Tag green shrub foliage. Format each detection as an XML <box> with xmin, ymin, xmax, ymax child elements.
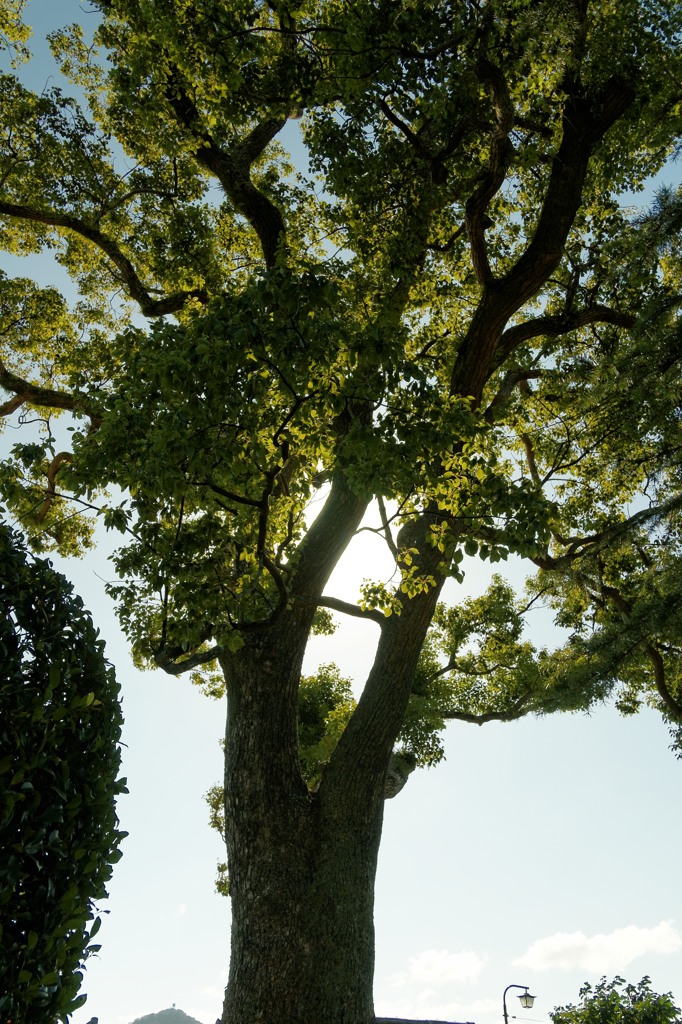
<box><xmin>552</xmin><ymin>977</ymin><xmax>681</xmax><ymax>1024</ymax></box>
<box><xmin>0</xmin><ymin>524</ymin><xmax>127</xmax><ymax>1023</ymax></box>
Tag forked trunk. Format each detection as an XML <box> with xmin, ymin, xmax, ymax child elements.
<box><xmin>218</xmin><ymin>488</ymin><xmax>445</xmax><ymax>1023</ymax></box>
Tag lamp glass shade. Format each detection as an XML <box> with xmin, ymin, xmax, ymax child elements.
<box><xmin>519</xmin><ymin>993</ymin><xmax>536</xmax><ymax>1009</ymax></box>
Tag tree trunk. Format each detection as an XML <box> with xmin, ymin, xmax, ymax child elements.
<box><xmin>219</xmin><ymin>611</ymin><xmax>385</xmax><ymax>1024</ymax></box>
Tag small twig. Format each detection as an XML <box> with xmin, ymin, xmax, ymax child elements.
<box><xmin>295</xmin><ymin>593</ymin><xmax>386</xmax><ymax>627</ymax></box>
<box><xmin>426</xmin><ymin>223</ymin><xmax>466</xmax><ymax>252</ymax></box>
<box><xmin>377</xmin><ymin>494</ymin><xmax>399</xmax><ymax>559</ymax></box>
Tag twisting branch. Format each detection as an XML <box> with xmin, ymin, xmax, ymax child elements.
<box><xmin>646</xmin><ymin>643</ymin><xmax>682</xmax><ymax>720</ymax></box>
<box><xmin>166</xmin><ymin>79</ymin><xmax>287</xmax><ymax>268</ymax></box>
<box><xmin>493</xmin><ymin>306</ymin><xmax>637</xmax><ymax>370</ymax></box>
<box><xmin>0</xmin><ymin>201</ymin><xmax>207</xmax><ymax>317</ymax></box>
<box><xmin>500</xmin><ymin>76</ymin><xmax>636</xmax><ymax>304</ymax></box>
<box><xmin>450</xmin><ymin>78</ymin><xmax>635</xmax><ymax>404</ymax></box>
<box><xmin>464</xmin><ymin>58</ymin><xmax>515</xmax><ymax>285</ymax></box>
<box><xmin>37</xmin><ymin>451</ymin><xmax>72</xmax><ymax>523</ymax></box>
<box><xmin>520</xmin><ymin>433</ymin><xmax>541</xmax><ymax>485</ymax></box>
<box><xmin>483</xmin><ymin>368</ymin><xmax>542</xmax><ymax>422</ymax></box>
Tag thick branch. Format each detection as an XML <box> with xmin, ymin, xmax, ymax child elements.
<box><xmin>0</xmin><ymin>355</ymin><xmax>102</xmax><ymax>426</ymax></box>
<box><xmin>290</xmin><ymin>471</ymin><xmax>370</xmax><ymax>599</ymax></box>
<box><xmin>0</xmin><ymin>392</ymin><xmax>28</xmax><ymax>416</ymax></box>
<box><xmin>450</xmin><ymin>77</ymin><xmax>635</xmax><ymax>403</ymax></box>
<box><xmin>167</xmin><ymin>84</ymin><xmax>287</xmax><ymax>268</ymax></box>
<box><xmin>646</xmin><ymin>644</ymin><xmax>682</xmax><ymax>720</ymax></box>
<box><xmin>319</xmin><ymin>513</ymin><xmax>446</xmax><ymax>812</ymax></box>
<box><xmin>197</xmin><ymin>134</ymin><xmax>287</xmax><ymax>268</ymax></box>
<box><xmin>501</xmin><ymin>77</ymin><xmax>636</xmax><ymax>301</ymax></box>
<box><xmin>520</xmin><ymin>432</ymin><xmax>541</xmax><ymax>485</ymax></box>
<box><xmin>37</xmin><ymin>451</ymin><xmax>72</xmax><ymax>523</ymax></box>
<box><xmin>384</xmin><ymin>751</ymin><xmax>417</xmax><ymax>799</ymax></box>
<box><xmin>464</xmin><ymin>59</ymin><xmax>515</xmax><ymax>285</ymax></box>
<box><xmin>484</xmin><ymin>368</ymin><xmax>542</xmax><ymax>422</ymax></box>
<box><xmin>0</xmin><ymin>201</ymin><xmax>207</xmax><ymax>317</ymax></box>
<box><xmin>234</xmin><ymin>116</ymin><xmax>289</xmax><ymax>165</ymax></box>
<box><xmin>155</xmin><ymin>644</ymin><xmax>223</xmax><ymax>676</ymax></box>
<box><xmin>493</xmin><ymin>306</ymin><xmax>637</xmax><ymax>370</ymax></box>
<box><xmin>442</xmin><ymin>703</ymin><xmax>531</xmax><ymax>725</ymax></box>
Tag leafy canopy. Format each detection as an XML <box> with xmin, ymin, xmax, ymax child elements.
<box><xmin>0</xmin><ymin>0</ymin><xmax>682</xmax><ymax>785</ymax></box>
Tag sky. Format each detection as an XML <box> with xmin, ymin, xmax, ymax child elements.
<box><xmin>1</xmin><ymin>4</ymin><xmax>681</xmax><ymax>1024</ymax></box>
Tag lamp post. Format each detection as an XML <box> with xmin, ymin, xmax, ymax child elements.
<box><xmin>503</xmin><ymin>984</ymin><xmax>536</xmax><ymax>1024</ymax></box>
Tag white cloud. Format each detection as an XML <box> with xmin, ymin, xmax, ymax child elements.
<box><xmin>200</xmin><ymin>986</ymin><xmax>224</xmax><ymax>999</ymax></box>
<box><xmin>412</xmin><ymin>948</ymin><xmax>487</xmax><ymax>986</ymax></box>
<box><xmin>402</xmin><ymin>948</ymin><xmax>487</xmax><ymax>986</ymax></box>
<box><xmin>178</xmin><ymin>903</ymin><xmax>187</xmax><ymax>915</ymax></box>
<box><xmin>514</xmin><ymin>920</ymin><xmax>681</xmax><ymax>973</ymax></box>
<box><xmin>375</xmin><ymin>994</ymin><xmax>498</xmax><ymax>1022</ymax></box>
<box><xmin>186</xmin><ymin>1008</ymin><xmax>217</xmax><ymax>1024</ymax></box>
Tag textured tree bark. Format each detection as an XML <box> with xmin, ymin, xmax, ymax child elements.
<box><xmin>219</xmin><ymin>612</ymin><xmax>384</xmax><ymax>1024</ymax></box>
<box><xmin>219</xmin><ymin>514</ymin><xmax>446</xmax><ymax>1024</ymax></box>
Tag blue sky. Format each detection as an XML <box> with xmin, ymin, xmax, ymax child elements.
<box><xmin>1</xmin><ymin>4</ymin><xmax>681</xmax><ymax>1023</ymax></box>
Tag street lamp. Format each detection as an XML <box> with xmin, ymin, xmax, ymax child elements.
<box><xmin>503</xmin><ymin>984</ymin><xmax>537</xmax><ymax>1024</ymax></box>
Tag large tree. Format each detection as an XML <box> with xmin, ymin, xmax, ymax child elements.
<box><xmin>1</xmin><ymin>0</ymin><xmax>682</xmax><ymax>1020</ymax></box>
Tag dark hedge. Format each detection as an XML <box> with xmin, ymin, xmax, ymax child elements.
<box><xmin>0</xmin><ymin>524</ymin><xmax>127</xmax><ymax>1023</ymax></box>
